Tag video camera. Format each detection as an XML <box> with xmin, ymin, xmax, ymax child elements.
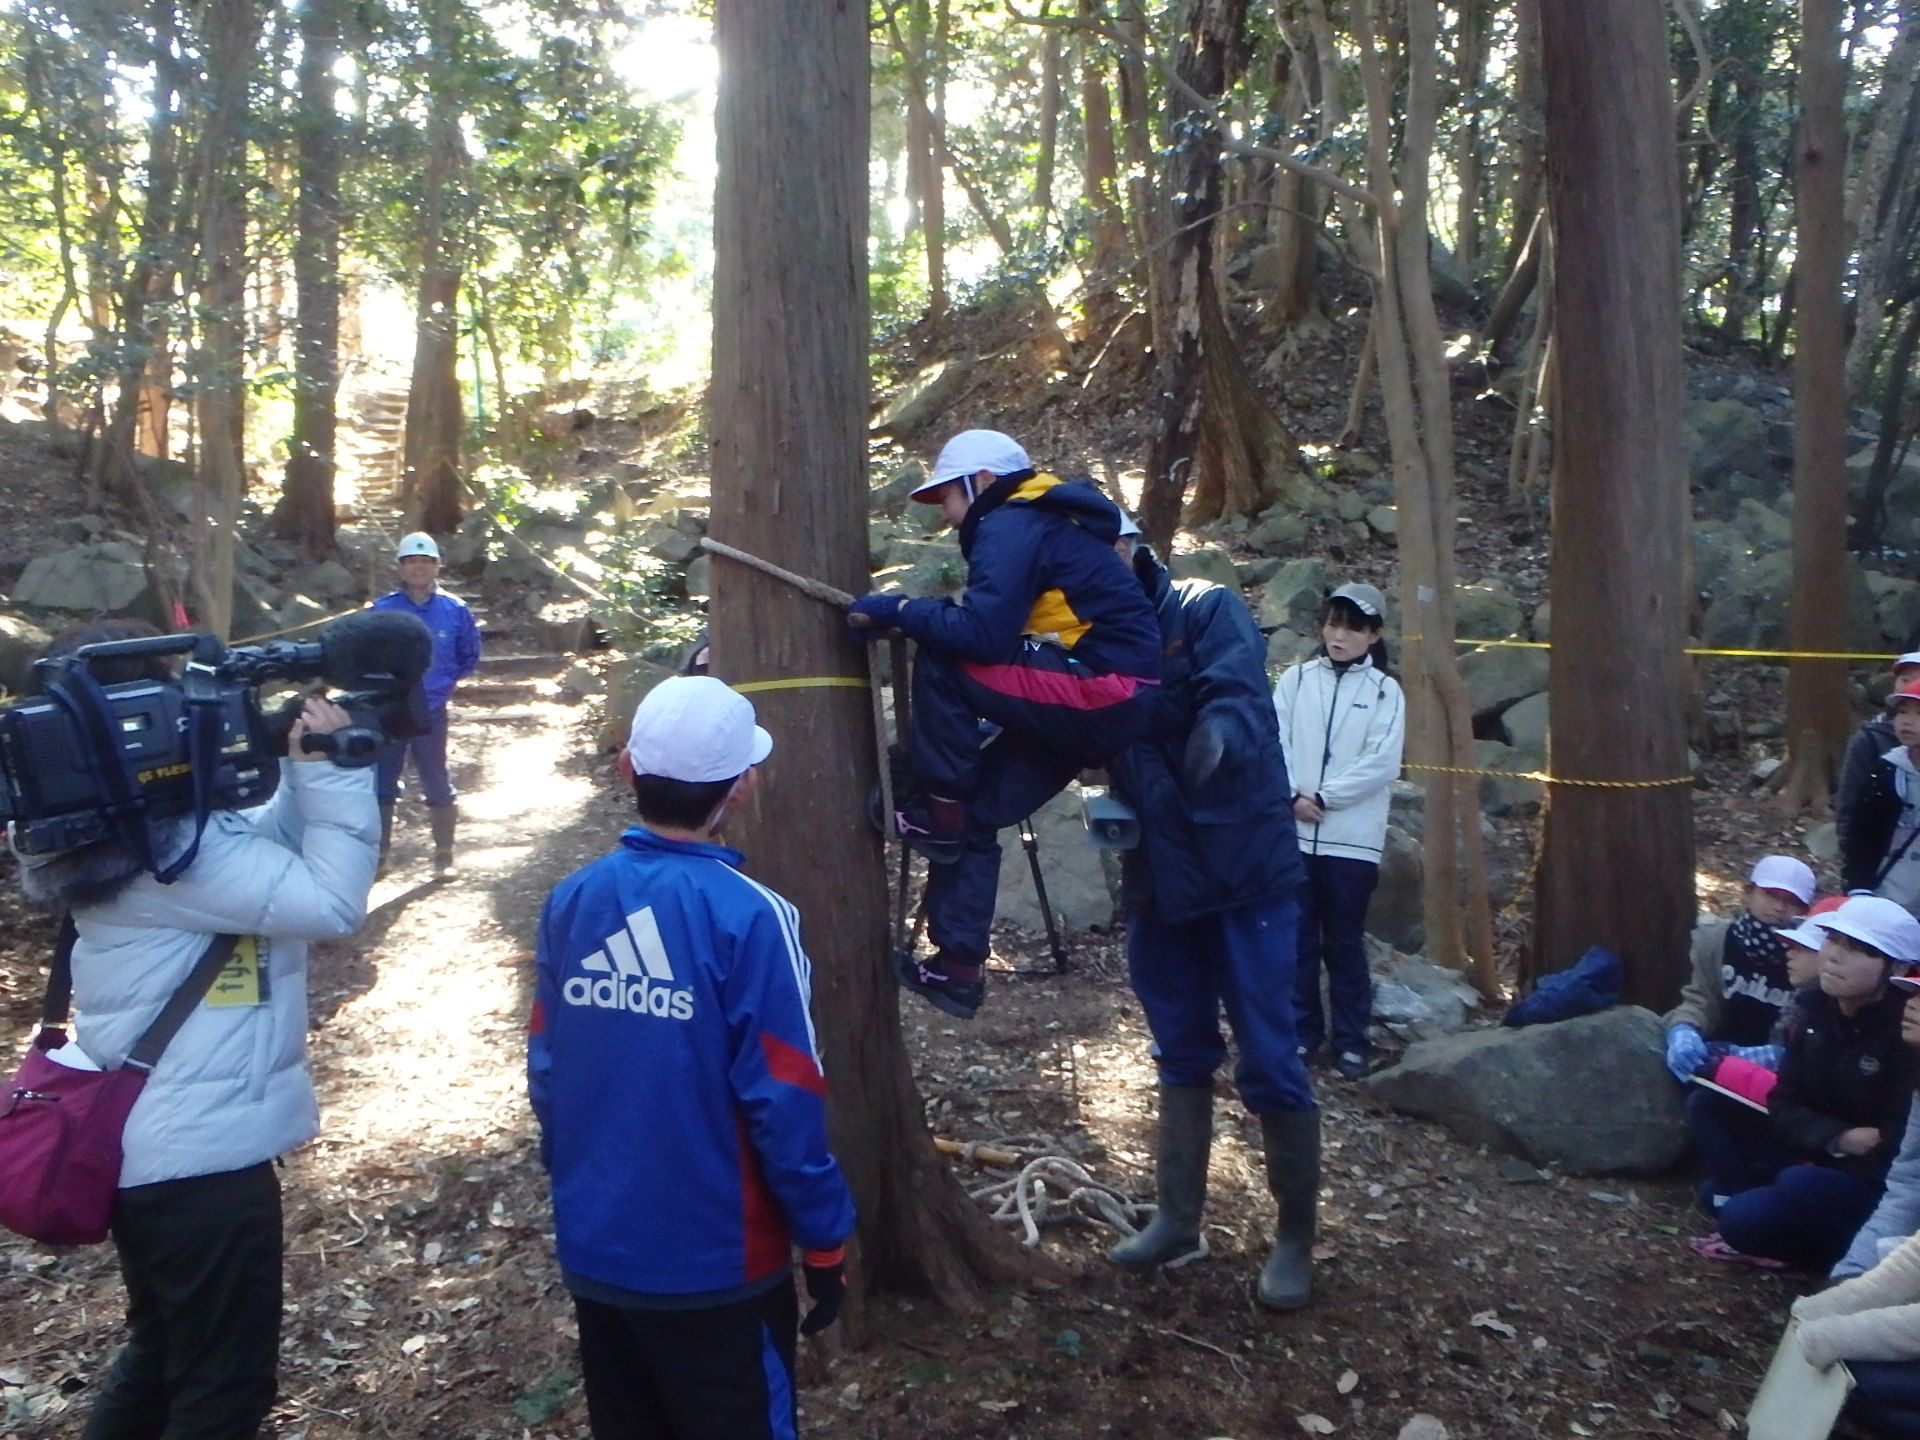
<box><xmin>0</xmin><ymin>609</ymin><xmax>433</xmax><ymax>880</ymax></box>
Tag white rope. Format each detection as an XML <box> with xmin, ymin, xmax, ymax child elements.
<box><xmin>956</xmin><ymin>1142</ymin><xmax>1158</xmax><ymax>1249</ymax></box>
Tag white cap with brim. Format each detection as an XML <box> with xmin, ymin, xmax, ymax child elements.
<box><xmin>1749</xmin><ymin>855</ymin><xmax>1817</xmax><ymax>906</ymax></box>
<box><xmin>626</xmin><ymin>676</ymin><xmax>774</xmax><ymax>784</ymax></box>
<box><xmin>396</xmin><ymin>532</ymin><xmax>441</xmax><ymax>561</ymax></box>
<box><xmin>1897</xmin><ymin>652</ymin><xmax>1920</xmax><ymax>671</ymax></box>
<box><xmin>1815</xmin><ymin>895</ymin><xmax>1920</xmax><ymax>965</ymax></box>
<box><xmin>911</xmin><ymin>429</ymin><xmax>1034</xmax><ymax>501</ymax></box>
<box><xmin>1776</xmin><ymin>919</ymin><xmax>1828</xmax><ymax>951</ymax></box>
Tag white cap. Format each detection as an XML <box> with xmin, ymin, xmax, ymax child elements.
<box><xmin>396</xmin><ymin>532</ymin><xmax>441</xmax><ymax>561</ymax></box>
<box><xmin>912</xmin><ymin>429</ymin><xmax>1033</xmax><ymax>500</ymax></box>
<box><xmin>1775</xmin><ymin>919</ymin><xmax>1828</xmax><ymax>951</ymax></box>
<box><xmin>1815</xmin><ymin>895</ymin><xmax>1920</xmax><ymax>965</ymax></box>
<box><xmin>625</xmin><ymin>676</ymin><xmax>773</xmax><ymax>784</ymax></box>
<box><xmin>1118</xmin><ymin>512</ymin><xmax>1142</xmax><ymax>538</ymax></box>
<box><xmin>1749</xmin><ymin>855</ymin><xmax>1817</xmax><ymax>905</ymax></box>
<box><xmin>1896</xmin><ymin>651</ymin><xmax>1920</xmax><ymax>672</ymax></box>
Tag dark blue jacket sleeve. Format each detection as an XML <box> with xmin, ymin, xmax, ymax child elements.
<box><xmin>722</xmin><ymin>904</ymin><xmax>856</xmax><ymax>1252</ymax></box>
<box><xmin>527</xmin><ymin>896</ymin><xmax>558</xmax><ymax>1168</ymax></box>
<box><xmin>894</xmin><ymin>509</ymin><xmax>1043</xmax><ymax>664</ymax></box>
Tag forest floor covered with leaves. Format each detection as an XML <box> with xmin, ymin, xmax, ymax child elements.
<box><xmin>0</xmin><ymin>658</ymin><xmax>1856</xmax><ymax>1440</ymax></box>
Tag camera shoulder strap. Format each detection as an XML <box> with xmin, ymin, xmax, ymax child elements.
<box><xmin>124</xmin><ymin>933</ymin><xmax>243</xmax><ymax>1074</ymax></box>
<box><xmin>152</xmin><ymin>655</ymin><xmax>227</xmax><ymax>885</ymax></box>
<box><xmin>37</xmin><ymin>912</ymin><xmax>79</xmax><ymax>1029</ymax></box>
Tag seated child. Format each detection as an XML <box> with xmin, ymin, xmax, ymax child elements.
<box><xmin>1693</xmin><ymin>897</ymin><xmax>1920</xmax><ymax>1272</ymax></box>
<box><xmin>1797</xmin><ymin>1225</ymin><xmax>1920</xmax><ymax>1437</ymax></box>
<box><xmin>1836</xmin><ymin>970</ymin><xmax>1920</xmax><ymax>1281</ymax></box>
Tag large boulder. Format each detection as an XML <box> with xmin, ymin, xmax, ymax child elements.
<box><xmin>10</xmin><ymin>541</ymin><xmax>149</xmax><ymax>613</ymax></box>
<box><xmin>597</xmin><ymin>656</ymin><xmax>675</xmax><ymax>751</ymax></box>
<box><xmin>1458</xmin><ymin>642</ymin><xmax>1549</xmax><ymax>721</ymax></box>
<box><xmin>1454</xmin><ymin>580</ymin><xmax>1523</xmax><ymax>641</ymax></box>
<box><xmin>1248</xmin><ymin>508</ymin><xmax>1309</xmax><ymax>556</ymax></box>
<box><xmin>1731</xmin><ymin>497</ymin><xmax>1792</xmax><ymax>552</ymax></box>
<box><xmin>1365</xmin><ymin>824</ymin><xmax>1425</xmax><ymax>953</ymax></box>
<box><xmin>1256</xmin><ymin>557</ymin><xmax>1333</xmax><ymax>631</ymax></box>
<box><xmin>1867</xmin><ymin>571</ymin><xmax>1920</xmax><ymax>649</ymax></box>
<box><xmin>1474</xmin><ymin>739</ymin><xmax>1544</xmax><ymax>815</ymax></box>
<box><xmin>0</xmin><ymin>613</ymin><xmax>52</xmax><ymax>697</ymax></box>
<box><xmin>1684</xmin><ymin>397</ymin><xmax>1773</xmax><ymax>487</ymax></box>
<box><xmin>1365</xmin><ymin>1005</ymin><xmax>1688</xmax><ymax>1175</ymax></box>
<box><xmin>1500</xmin><ymin>691</ymin><xmax>1550</xmax><ymax>765</ymax></box>
<box><xmin>1170</xmin><ymin>545</ymin><xmax>1241</xmax><ymax>591</ymax></box>
<box><xmin>872</xmin><ymin>359</ymin><xmax>971</xmax><ymax>437</ymax></box>
<box><xmin>995</xmin><ymin>786</ymin><xmax>1115</xmax><ymax>932</ymax></box>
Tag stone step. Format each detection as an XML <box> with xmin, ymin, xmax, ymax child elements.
<box><xmin>474</xmin><ymin>651</ymin><xmax>571</xmax><ymax>679</ymax></box>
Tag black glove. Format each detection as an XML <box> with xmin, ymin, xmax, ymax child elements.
<box><xmin>1181</xmin><ymin>714</ymin><xmax>1228</xmax><ymax>793</ymax></box>
<box><xmin>847</xmin><ymin>593</ymin><xmax>906</xmax><ymax>637</ymax></box>
<box><xmin>799</xmin><ymin>1250</ymin><xmax>846</xmax><ymax>1336</ymax></box>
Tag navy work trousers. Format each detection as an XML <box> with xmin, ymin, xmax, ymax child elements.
<box><xmin>1686</xmin><ymin>1086</ymin><xmax>1789</xmax><ymax>1208</ymax></box>
<box><xmin>1293</xmin><ymin>854</ymin><xmax>1380</xmax><ymax>1057</ymax></box>
<box><xmin>913</xmin><ymin>645</ymin><xmax>1154</xmax><ymax>964</ymax></box>
<box><xmin>1716</xmin><ymin>1162</ymin><xmax>1880</xmax><ymax>1271</ymax></box>
<box><xmin>573</xmin><ymin>1277</ymin><xmax>799</xmax><ymax>1440</ymax></box>
<box><xmin>376</xmin><ymin>705</ymin><xmax>455</xmax><ymax>807</ymax></box>
<box><xmin>1126</xmin><ymin>894</ymin><xmax>1316</xmax><ymax>1115</ymax></box>
<box><xmin>82</xmin><ymin>1162</ymin><xmax>282</xmax><ymax>1440</ymax></box>
<box><xmin>1847</xmin><ymin>1361</ymin><xmax>1920</xmax><ymax>1438</ymax></box>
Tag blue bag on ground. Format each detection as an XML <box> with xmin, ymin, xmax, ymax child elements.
<box><xmin>1503</xmin><ymin>946</ymin><xmax>1622</xmax><ymax>1028</ymax></box>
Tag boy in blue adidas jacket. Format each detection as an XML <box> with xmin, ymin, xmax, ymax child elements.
<box><xmin>527</xmin><ymin>676</ymin><xmax>855</xmax><ymax>1440</ymax></box>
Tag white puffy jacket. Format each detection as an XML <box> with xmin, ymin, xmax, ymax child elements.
<box><xmin>1273</xmin><ymin>653</ymin><xmax>1405</xmax><ymax>864</ymax></box>
<box><xmin>20</xmin><ymin>761</ymin><xmax>377</xmax><ymax>1187</ymax></box>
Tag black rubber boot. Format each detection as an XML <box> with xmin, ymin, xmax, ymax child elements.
<box><xmin>428</xmin><ymin>805</ymin><xmax>457</xmax><ymax>881</ymax></box>
<box><xmin>1109</xmin><ymin>1084</ymin><xmax>1212</xmax><ymax>1271</ymax></box>
<box><xmin>377</xmin><ymin>802</ymin><xmax>396</xmax><ymax>879</ymax></box>
<box><xmin>1257</xmin><ymin>1108</ymin><xmax>1321</xmax><ymax>1310</ymax></box>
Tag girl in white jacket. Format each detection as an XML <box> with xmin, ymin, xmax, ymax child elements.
<box><xmin>1273</xmin><ymin>582</ymin><xmax>1406</xmax><ymax>1079</ymax></box>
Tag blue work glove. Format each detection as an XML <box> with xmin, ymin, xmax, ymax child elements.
<box><xmin>1665</xmin><ymin>1024</ymin><xmax>1710</xmax><ymax>1082</ymax></box>
<box><xmin>847</xmin><ymin>593</ymin><xmax>906</xmax><ymax>637</ymax></box>
<box><xmin>798</xmin><ymin>1247</ymin><xmax>846</xmax><ymax>1336</ymax></box>
<box><xmin>1724</xmin><ymin>1043</ymin><xmax>1784</xmax><ymax>1072</ymax></box>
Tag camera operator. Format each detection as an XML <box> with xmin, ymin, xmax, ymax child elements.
<box><xmin>11</xmin><ymin>620</ymin><xmax>380</xmax><ymax>1440</ymax></box>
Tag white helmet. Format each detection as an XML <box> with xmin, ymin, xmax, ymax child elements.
<box><xmin>396</xmin><ymin>532</ymin><xmax>441</xmax><ymax>561</ymax></box>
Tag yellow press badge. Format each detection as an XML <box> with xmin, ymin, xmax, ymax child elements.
<box><xmin>205</xmin><ymin>937</ymin><xmax>270</xmax><ymax>1009</ymax></box>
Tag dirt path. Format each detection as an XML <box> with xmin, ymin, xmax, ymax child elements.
<box><xmin>0</xmin><ymin>669</ymin><xmax>1829</xmax><ymax>1439</ymax></box>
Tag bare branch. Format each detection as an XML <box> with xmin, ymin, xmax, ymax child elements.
<box><xmin>1003</xmin><ymin>0</ymin><xmax>1376</xmax><ymax>207</ymax></box>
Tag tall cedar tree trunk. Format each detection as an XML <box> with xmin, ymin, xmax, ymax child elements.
<box><xmin>189</xmin><ymin>0</ymin><xmax>260</xmax><ymax>639</ymax></box>
<box><xmin>1452</xmin><ymin>0</ymin><xmax>1487</xmax><ymax>277</ymax></box>
<box><xmin>899</xmin><ymin>0</ymin><xmax>947</xmax><ymax>324</ymax></box>
<box><xmin>1033</xmin><ymin>15</ymin><xmax>1061</xmax><ymax>232</ymax></box>
<box><xmin>1505</xmin><ymin>0</ymin><xmax>1545</xmax><ymax>273</ymax></box>
<box><xmin>1077</xmin><ymin>3</ymin><xmax>1133</xmax><ymax>337</ymax></box>
<box><xmin>1140</xmin><ymin>0</ymin><xmax>1307</xmax><ymax>550</ymax></box>
<box><xmin>1262</xmin><ymin>30</ymin><xmax>1322</xmax><ymax>329</ymax></box>
<box><xmin>1776</xmin><ymin>0</ymin><xmax>1853</xmax><ymax>811</ymax></box>
<box><xmin>94</xmin><ymin>0</ymin><xmax>183</xmax><ymax>500</ymax></box>
<box><xmin>402</xmin><ymin>64</ymin><xmax>465</xmax><ymax>536</ymax></box>
<box><xmin>1845</xmin><ymin>6</ymin><xmax>1920</xmax><ymax>395</ymax></box>
<box><xmin>1530</xmin><ymin>0</ymin><xmax>1695</xmax><ymax>1009</ymax></box>
<box><xmin>709</xmin><ymin>0</ymin><xmax>1029</xmax><ymax>1315</ymax></box>
<box><xmin>273</xmin><ymin>0</ymin><xmax>342</xmax><ymax>553</ymax></box>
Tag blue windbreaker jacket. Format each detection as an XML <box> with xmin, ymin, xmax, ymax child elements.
<box><xmin>894</xmin><ymin>473</ymin><xmax>1162</xmax><ymax>682</ymax></box>
<box><xmin>1109</xmin><ymin>548</ymin><xmax>1304</xmax><ymax>924</ymax></box>
<box><xmin>371</xmin><ymin>587</ymin><xmax>481</xmax><ymax>709</ymax></box>
<box><xmin>527</xmin><ymin>827</ymin><xmax>855</xmax><ymax>1298</ymax></box>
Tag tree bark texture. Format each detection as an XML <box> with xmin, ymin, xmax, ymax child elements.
<box><xmin>402</xmin><ymin>67</ymin><xmax>465</xmax><ymax>536</ymax></box>
<box><xmin>189</xmin><ymin>0</ymin><xmax>260</xmax><ymax>639</ymax></box>
<box><xmin>1845</xmin><ymin>6</ymin><xmax>1920</xmax><ymax>394</ymax></box>
<box><xmin>710</xmin><ymin>0</ymin><xmax>1029</xmax><ymax>1316</ymax></box>
<box><xmin>1777</xmin><ymin>0</ymin><xmax>1854</xmax><ymax>812</ymax></box>
<box><xmin>1531</xmin><ymin>0</ymin><xmax>1695</xmax><ymax>1010</ymax></box>
<box><xmin>274</xmin><ymin>0</ymin><xmax>342</xmax><ymax>554</ymax></box>
<box><xmin>1141</xmin><ymin>0</ymin><xmax>1307</xmax><ymax>552</ymax></box>
<box><xmin>1077</xmin><ymin>6</ymin><xmax>1133</xmax><ymax>335</ymax></box>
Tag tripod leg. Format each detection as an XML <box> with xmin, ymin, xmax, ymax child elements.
<box><xmin>1019</xmin><ymin>816</ymin><xmax>1071</xmax><ymax>973</ymax></box>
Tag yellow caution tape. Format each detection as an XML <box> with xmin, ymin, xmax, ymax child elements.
<box><xmin>732</xmin><ymin>676</ymin><xmax>872</xmax><ymax>694</ymax></box>
<box><xmin>1404</xmin><ymin>763</ymin><xmax>1694</xmax><ymax>789</ymax></box>
<box><xmin>1405</xmin><ymin>636</ymin><xmax>1903</xmax><ymax>662</ymax></box>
